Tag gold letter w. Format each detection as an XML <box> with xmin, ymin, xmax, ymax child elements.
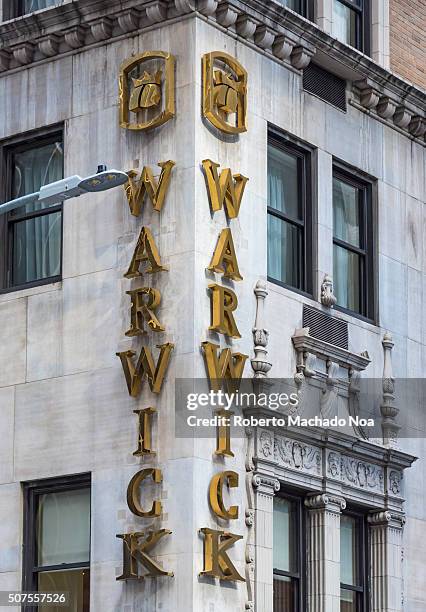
<box><xmin>125</xmin><ymin>161</ymin><xmax>175</xmax><ymax>216</ymax></box>
<box><xmin>202</xmin><ymin>159</ymin><xmax>248</xmax><ymax>219</ymax></box>
<box><xmin>116</xmin><ymin>343</ymin><xmax>174</xmax><ymax>397</ymax></box>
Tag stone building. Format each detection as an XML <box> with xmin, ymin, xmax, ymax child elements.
<box><xmin>0</xmin><ymin>1</ymin><xmax>424</xmax><ymax>612</ymax></box>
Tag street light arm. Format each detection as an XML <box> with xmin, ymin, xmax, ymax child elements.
<box><xmin>0</xmin><ymin>167</ymin><xmax>129</xmax><ymax>216</ymax></box>
<box><xmin>0</xmin><ymin>192</ymin><xmax>40</xmax><ymax>216</ymax></box>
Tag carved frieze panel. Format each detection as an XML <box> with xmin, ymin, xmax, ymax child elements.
<box><xmin>327</xmin><ymin>451</ymin><xmax>384</xmax><ymax>493</ymax></box>
<box><xmin>258</xmin><ymin>432</ymin><xmax>321</xmax><ymax>475</ymax></box>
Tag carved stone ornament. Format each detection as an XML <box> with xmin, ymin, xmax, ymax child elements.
<box><xmin>216</xmin><ymin>3</ymin><xmax>239</xmax><ymax>27</ymax></box>
<box><xmin>236</xmin><ymin>15</ymin><xmax>257</xmax><ymax>39</ymax></box>
<box><xmin>146</xmin><ymin>0</ymin><xmax>167</xmax><ymax>23</ymax></box>
<box><xmin>272</xmin><ymin>34</ymin><xmax>295</xmax><ymax>60</ymax></box>
<box><xmin>198</xmin><ymin>0</ymin><xmax>218</xmax><ymax>16</ymax></box>
<box><xmin>389</xmin><ymin>470</ymin><xmax>402</xmax><ymax>495</ymax></box>
<box><xmin>368</xmin><ymin>510</ymin><xmax>405</xmax><ymax>529</ymax></box>
<box><xmin>320</xmin><ymin>274</ymin><xmax>337</xmax><ymax>308</ymax></box>
<box><xmin>252</xmin><ymin>473</ymin><xmax>280</xmax><ymax>495</ymax></box>
<box><xmin>274</xmin><ymin>437</ymin><xmax>321</xmax><ymax>474</ymax></box>
<box><xmin>376</xmin><ymin>96</ymin><xmax>397</xmax><ymax>119</ymax></box>
<box><xmin>117</xmin><ymin>9</ymin><xmax>140</xmax><ymax>33</ymax></box>
<box><xmin>38</xmin><ymin>34</ymin><xmax>60</xmax><ymax>58</ymax></box>
<box><xmin>291</xmin><ymin>45</ymin><xmax>314</xmax><ymax>69</ymax></box>
<box><xmin>409</xmin><ymin>116</ymin><xmax>426</xmax><ymax>138</ymax></box>
<box><xmin>327</xmin><ymin>451</ymin><xmax>340</xmax><ymax>478</ymax></box>
<box><xmin>381</xmin><ymin>332</ymin><xmax>400</xmax><ymax>446</ymax></box>
<box><xmin>340</xmin><ymin>456</ymin><xmax>384</xmax><ymax>492</ymax></box>
<box><xmin>259</xmin><ymin>431</ymin><xmax>274</xmax><ymax>458</ymax></box>
<box><xmin>393</xmin><ymin>106</ymin><xmax>412</xmax><ymax>129</ymax></box>
<box><xmin>305</xmin><ymin>493</ymin><xmax>346</xmax><ymax>512</ymax></box>
<box><xmin>245</xmin><ymin>509</ymin><xmax>255</xmax><ymax>526</ymax></box>
<box><xmin>254</xmin><ymin>25</ymin><xmax>275</xmax><ymax>50</ymax></box>
<box><xmin>251</xmin><ymin>280</ymin><xmax>272</xmax><ymax>378</ymax></box>
<box><xmin>90</xmin><ymin>17</ymin><xmax>112</xmax><ymax>42</ymax></box>
<box><xmin>12</xmin><ymin>43</ymin><xmax>34</xmax><ymax>66</ymax></box>
<box><xmin>64</xmin><ymin>26</ymin><xmax>86</xmax><ymax>50</ymax></box>
<box><xmin>0</xmin><ymin>50</ymin><xmax>10</xmax><ymax>72</ymax></box>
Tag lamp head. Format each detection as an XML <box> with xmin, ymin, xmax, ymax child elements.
<box><xmin>78</xmin><ymin>169</ymin><xmax>129</xmax><ymax>192</ymax></box>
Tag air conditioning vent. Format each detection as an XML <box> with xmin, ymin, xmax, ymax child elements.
<box><xmin>303</xmin><ymin>63</ymin><xmax>347</xmax><ymax>112</ymax></box>
<box><xmin>303</xmin><ymin>305</ymin><xmax>348</xmax><ymax>349</ymax></box>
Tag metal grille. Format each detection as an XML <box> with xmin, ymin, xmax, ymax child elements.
<box><xmin>303</xmin><ymin>63</ymin><xmax>347</xmax><ymax>112</ymax></box>
<box><xmin>303</xmin><ymin>305</ymin><xmax>348</xmax><ymax>349</ymax></box>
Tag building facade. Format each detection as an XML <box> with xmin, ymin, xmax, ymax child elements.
<box><xmin>0</xmin><ymin>1</ymin><xmax>425</xmax><ymax>611</ymax></box>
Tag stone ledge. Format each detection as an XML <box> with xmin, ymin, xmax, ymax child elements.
<box><xmin>0</xmin><ymin>0</ymin><xmax>424</xmax><ymax>144</ymax></box>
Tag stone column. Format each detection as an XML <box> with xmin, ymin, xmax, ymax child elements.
<box><xmin>368</xmin><ymin>512</ymin><xmax>405</xmax><ymax>612</ymax></box>
<box><xmin>252</xmin><ymin>474</ymin><xmax>280</xmax><ymax>612</ymax></box>
<box><xmin>305</xmin><ymin>494</ymin><xmax>346</xmax><ymax>612</ymax></box>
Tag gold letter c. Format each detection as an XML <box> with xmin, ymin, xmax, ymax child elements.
<box><xmin>127</xmin><ymin>468</ymin><xmax>162</xmax><ymax>517</ymax></box>
<box><xmin>209</xmin><ymin>471</ymin><xmax>239</xmax><ymax>520</ymax></box>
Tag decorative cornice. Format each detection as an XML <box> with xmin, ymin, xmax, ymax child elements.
<box><xmin>0</xmin><ymin>0</ymin><xmax>424</xmax><ymax>143</ymax></box>
<box><xmin>292</xmin><ymin>327</ymin><xmax>371</xmax><ymax>372</ymax></box>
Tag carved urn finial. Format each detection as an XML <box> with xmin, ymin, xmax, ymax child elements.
<box><xmin>381</xmin><ymin>331</ymin><xmax>399</xmax><ymax>446</ymax></box>
<box><xmin>251</xmin><ymin>280</ymin><xmax>272</xmax><ymax>378</ymax></box>
<box><xmin>321</xmin><ymin>274</ymin><xmax>337</xmax><ymax>308</ymax></box>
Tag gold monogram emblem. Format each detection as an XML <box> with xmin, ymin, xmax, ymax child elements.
<box><xmin>202</xmin><ymin>51</ymin><xmax>248</xmax><ymax>134</ymax></box>
<box><xmin>129</xmin><ymin>70</ymin><xmax>162</xmax><ymax>111</ymax></box>
<box><xmin>119</xmin><ymin>51</ymin><xmax>175</xmax><ymax>131</ymax></box>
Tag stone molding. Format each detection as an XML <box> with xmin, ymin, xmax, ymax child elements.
<box><xmin>0</xmin><ymin>0</ymin><xmax>424</xmax><ymax>144</ymax></box>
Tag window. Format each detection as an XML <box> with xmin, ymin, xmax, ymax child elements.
<box><xmin>23</xmin><ymin>474</ymin><xmax>91</xmax><ymax>612</ymax></box>
<box><xmin>273</xmin><ymin>494</ymin><xmax>305</xmax><ymax>612</ymax></box>
<box><xmin>0</xmin><ymin>130</ymin><xmax>63</xmax><ymax>292</ymax></box>
<box><xmin>332</xmin><ymin>166</ymin><xmax>374</xmax><ymax>320</ymax></box>
<box><xmin>275</xmin><ymin>0</ymin><xmax>313</xmax><ymax>18</ymax></box>
<box><xmin>340</xmin><ymin>512</ymin><xmax>368</xmax><ymax>612</ymax></box>
<box><xmin>267</xmin><ymin>133</ymin><xmax>312</xmax><ymax>295</ymax></box>
<box><xmin>6</xmin><ymin>0</ymin><xmax>60</xmax><ymax>18</ymax></box>
<box><xmin>332</xmin><ymin>0</ymin><xmax>370</xmax><ymax>53</ymax></box>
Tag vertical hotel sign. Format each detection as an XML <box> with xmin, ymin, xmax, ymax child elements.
<box><xmin>200</xmin><ymin>51</ymin><xmax>249</xmax><ymax>582</ymax></box>
<box><xmin>116</xmin><ymin>51</ymin><xmax>175</xmax><ymax>581</ymax></box>
<box><xmin>117</xmin><ymin>49</ymin><xmax>250</xmax><ymax>590</ymax></box>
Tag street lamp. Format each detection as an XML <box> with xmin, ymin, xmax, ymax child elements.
<box><xmin>0</xmin><ymin>165</ymin><xmax>129</xmax><ymax>215</ymax></box>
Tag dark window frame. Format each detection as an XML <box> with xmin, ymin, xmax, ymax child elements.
<box><xmin>22</xmin><ymin>473</ymin><xmax>91</xmax><ymax>612</ymax></box>
<box><xmin>267</xmin><ymin>129</ymin><xmax>314</xmax><ymax>298</ymax></box>
<box><xmin>332</xmin><ymin>163</ymin><xmax>375</xmax><ymax>322</ymax></box>
<box><xmin>0</xmin><ymin>126</ymin><xmax>64</xmax><ymax>294</ymax></box>
<box><xmin>273</xmin><ymin>490</ymin><xmax>307</xmax><ymax>612</ymax></box>
<box><xmin>4</xmin><ymin>0</ymin><xmax>58</xmax><ymax>19</ymax></box>
<box><xmin>340</xmin><ymin>508</ymin><xmax>370</xmax><ymax>612</ymax></box>
<box><xmin>333</xmin><ymin>0</ymin><xmax>370</xmax><ymax>54</ymax></box>
<box><xmin>282</xmin><ymin>0</ymin><xmax>314</xmax><ymax>20</ymax></box>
